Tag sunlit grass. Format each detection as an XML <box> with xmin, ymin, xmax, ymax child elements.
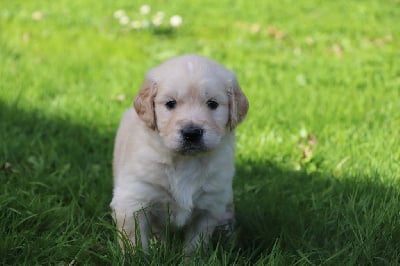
<box><xmin>1</xmin><ymin>0</ymin><xmax>399</xmax><ymax>264</ymax></box>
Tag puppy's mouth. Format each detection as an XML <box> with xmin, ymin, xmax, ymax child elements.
<box><xmin>178</xmin><ymin>142</ymin><xmax>207</xmax><ymax>155</ymax></box>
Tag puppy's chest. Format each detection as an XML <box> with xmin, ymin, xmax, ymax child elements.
<box><xmin>164</xmin><ymin>159</ymin><xmax>214</xmax><ymax>213</ymax></box>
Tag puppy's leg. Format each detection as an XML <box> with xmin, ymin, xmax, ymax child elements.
<box><xmin>113</xmin><ymin>209</ymin><xmax>151</xmax><ymax>253</ymax></box>
<box><xmin>183</xmin><ymin>212</ymin><xmax>219</xmax><ymax>256</ymax></box>
<box><xmin>111</xmin><ymin>181</ymin><xmax>160</xmax><ymax>252</ymax></box>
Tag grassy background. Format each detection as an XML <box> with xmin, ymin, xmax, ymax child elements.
<box><xmin>1</xmin><ymin>0</ymin><xmax>399</xmax><ymax>264</ymax></box>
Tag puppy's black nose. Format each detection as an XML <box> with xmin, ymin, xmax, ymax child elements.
<box><xmin>181</xmin><ymin>125</ymin><xmax>204</xmax><ymax>143</ymax></box>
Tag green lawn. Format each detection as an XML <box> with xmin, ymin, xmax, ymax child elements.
<box><xmin>1</xmin><ymin>0</ymin><xmax>399</xmax><ymax>264</ymax></box>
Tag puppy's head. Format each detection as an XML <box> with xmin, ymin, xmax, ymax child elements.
<box><xmin>134</xmin><ymin>54</ymin><xmax>248</xmax><ymax>154</ymax></box>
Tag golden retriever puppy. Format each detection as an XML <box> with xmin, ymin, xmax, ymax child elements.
<box><xmin>110</xmin><ymin>54</ymin><xmax>248</xmax><ymax>255</ymax></box>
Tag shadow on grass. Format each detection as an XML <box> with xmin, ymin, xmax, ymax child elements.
<box><xmin>0</xmin><ymin>101</ymin><xmax>116</xmax><ymax>264</ymax></box>
<box><xmin>1</xmin><ymin>100</ymin><xmax>399</xmax><ymax>264</ymax></box>
<box><xmin>233</xmin><ymin>158</ymin><xmax>400</xmax><ymax>264</ymax></box>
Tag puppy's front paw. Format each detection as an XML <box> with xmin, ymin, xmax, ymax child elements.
<box><xmin>215</xmin><ymin>202</ymin><xmax>236</xmax><ymax>239</ymax></box>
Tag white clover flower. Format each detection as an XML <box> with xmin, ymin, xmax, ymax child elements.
<box><xmin>155</xmin><ymin>11</ymin><xmax>165</xmax><ymax>20</ymax></box>
<box><xmin>131</xmin><ymin>20</ymin><xmax>142</xmax><ymax>29</ymax></box>
<box><xmin>169</xmin><ymin>15</ymin><xmax>182</xmax><ymax>27</ymax></box>
<box><xmin>152</xmin><ymin>11</ymin><xmax>165</xmax><ymax>26</ymax></box>
<box><xmin>119</xmin><ymin>15</ymin><xmax>130</xmax><ymax>25</ymax></box>
<box><xmin>152</xmin><ymin>17</ymin><xmax>163</xmax><ymax>26</ymax></box>
<box><xmin>140</xmin><ymin>5</ymin><xmax>151</xmax><ymax>15</ymax></box>
<box><xmin>113</xmin><ymin>9</ymin><xmax>126</xmax><ymax>19</ymax></box>
<box><xmin>31</xmin><ymin>11</ymin><xmax>43</xmax><ymax>21</ymax></box>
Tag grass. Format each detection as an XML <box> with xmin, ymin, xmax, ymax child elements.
<box><xmin>1</xmin><ymin>0</ymin><xmax>399</xmax><ymax>264</ymax></box>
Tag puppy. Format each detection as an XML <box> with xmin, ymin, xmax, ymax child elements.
<box><xmin>110</xmin><ymin>54</ymin><xmax>248</xmax><ymax>255</ymax></box>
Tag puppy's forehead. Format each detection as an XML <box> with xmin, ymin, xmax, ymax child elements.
<box><xmin>148</xmin><ymin>55</ymin><xmax>236</xmax><ymax>96</ymax></box>
<box><xmin>157</xmin><ymin>78</ymin><xmax>227</xmax><ymax>101</ymax></box>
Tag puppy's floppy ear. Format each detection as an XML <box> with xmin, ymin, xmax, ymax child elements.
<box><xmin>134</xmin><ymin>79</ymin><xmax>157</xmax><ymax>130</ymax></box>
<box><xmin>228</xmin><ymin>79</ymin><xmax>249</xmax><ymax>130</ymax></box>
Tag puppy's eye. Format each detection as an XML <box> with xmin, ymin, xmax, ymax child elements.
<box><xmin>165</xmin><ymin>100</ymin><xmax>177</xmax><ymax>110</ymax></box>
<box><xmin>207</xmin><ymin>100</ymin><xmax>219</xmax><ymax>110</ymax></box>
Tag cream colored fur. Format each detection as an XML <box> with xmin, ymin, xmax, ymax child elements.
<box><xmin>110</xmin><ymin>54</ymin><xmax>248</xmax><ymax>255</ymax></box>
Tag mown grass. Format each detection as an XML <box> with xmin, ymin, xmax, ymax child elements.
<box><xmin>1</xmin><ymin>0</ymin><xmax>399</xmax><ymax>264</ymax></box>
